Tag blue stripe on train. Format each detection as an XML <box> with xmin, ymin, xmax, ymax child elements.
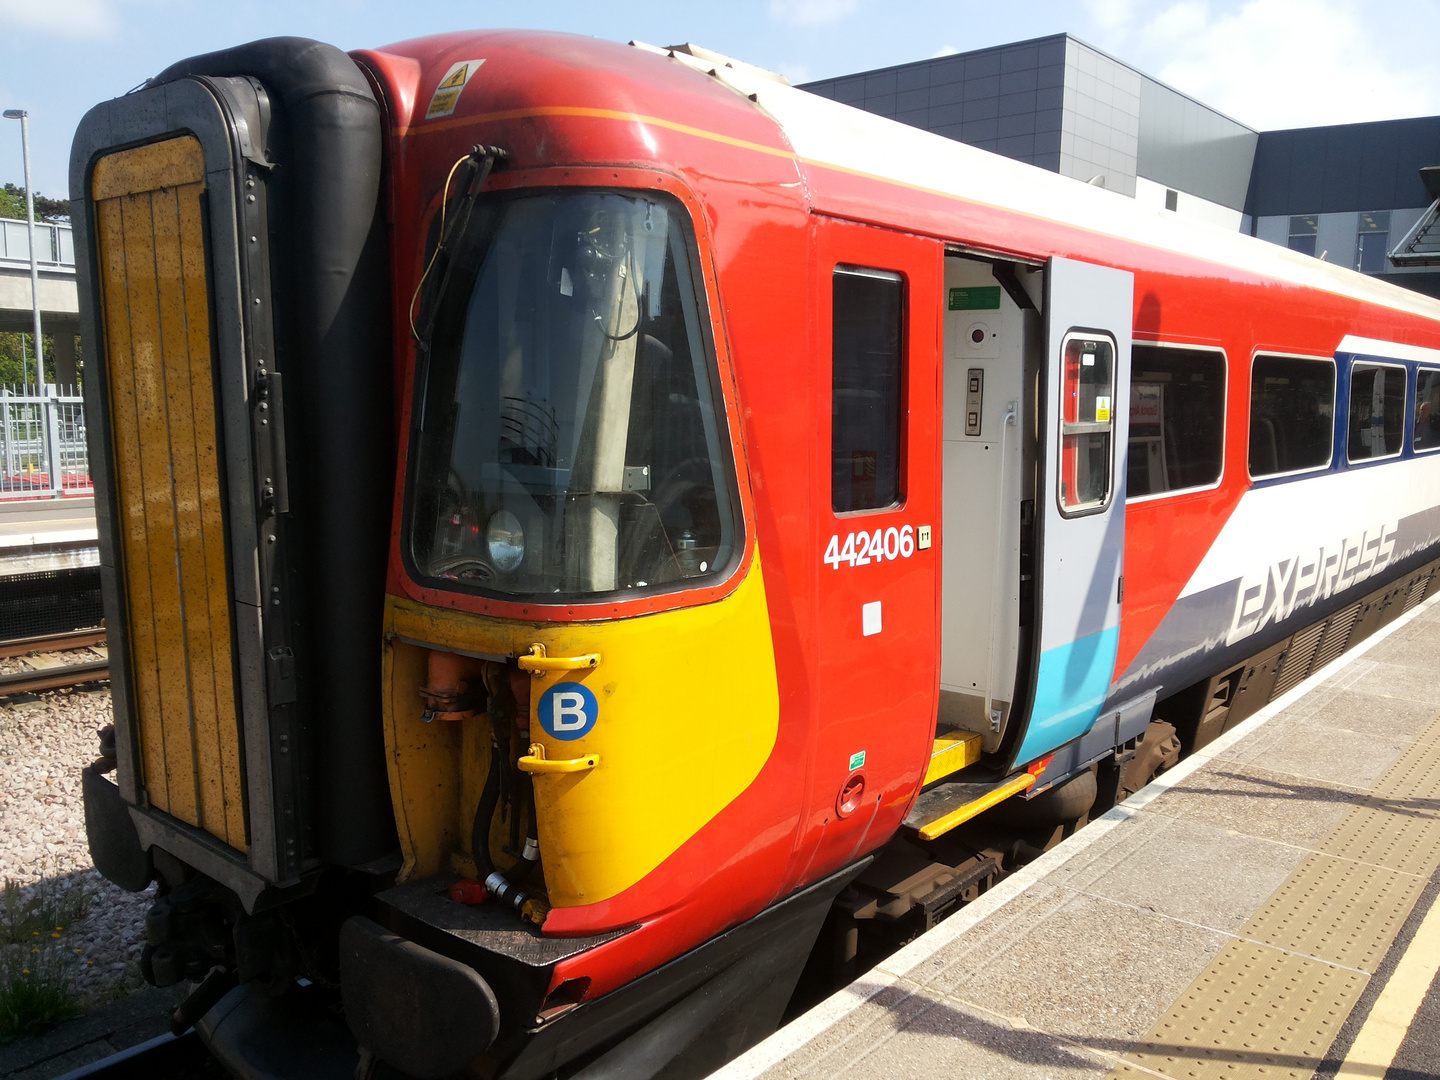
<box><xmin>1013</xmin><ymin>625</ymin><xmax>1121</xmax><ymax>764</ymax></box>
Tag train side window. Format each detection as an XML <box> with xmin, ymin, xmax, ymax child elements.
<box><xmin>1128</xmin><ymin>344</ymin><xmax>1226</xmax><ymax>500</ymax></box>
<box><xmin>1347</xmin><ymin>361</ymin><xmax>1406</xmax><ymax>462</ymax></box>
<box><xmin>832</xmin><ymin>266</ymin><xmax>904</xmax><ymax>513</ymax></box>
<box><xmin>1414</xmin><ymin>367</ymin><xmax>1440</xmax><ymax>453</ymax></box>
<box><xmin>1058</xmin><ymin>333</ymin><xmax>1116</xmax><ymax>515</ymax></box>
<box><xmin>1248</xmin><ymin>354</ymin><xmax>1335</xmax><ymax>478</ymax></box>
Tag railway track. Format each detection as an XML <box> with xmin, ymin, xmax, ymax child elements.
<box><xmin>52</xmin><ymin>1031</ymin><xmax>220</xmax><ymax>1080</ymax></box>
<box><xmin>0</xmin><ymin>628</ymin><xmax>109</xmax><ymax>697</ymax></box>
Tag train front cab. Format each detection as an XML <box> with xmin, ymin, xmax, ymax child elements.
<box><xmin>367</xmin><ymin>209</ymin><xmax>1145</xmax><ymax>1071</ymax></box>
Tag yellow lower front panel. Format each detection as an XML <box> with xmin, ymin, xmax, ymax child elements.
<box><xmin>384</xmin><ymin>557</ymin><xmax>779</xmax><ymax>907</ymax></box>
<box><xmin>93</xmin><ymin>136</ymin><xmax>247</xmax><ymax>850</ymax></box>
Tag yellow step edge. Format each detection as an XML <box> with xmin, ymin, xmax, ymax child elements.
<box><xmin>917</xmin><ymin>772</ymin><xmax>1037</xmax><ymax>842</ymax></box>
<box><xmin>923</xmin><ymin>728</ymin><xmax>984</xmax><ymax>786</ymax></box>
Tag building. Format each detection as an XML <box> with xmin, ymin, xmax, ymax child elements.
<box><xmin>800</xmin><ymin>34</ymin><xmax>1440</xmax><ymax>297</ymax></box>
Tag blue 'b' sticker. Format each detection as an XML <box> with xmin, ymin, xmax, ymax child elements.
<box><xmin>537</xmin><ymin>682</ymin><xmax>598</xmax><ymax>741</ymax></box>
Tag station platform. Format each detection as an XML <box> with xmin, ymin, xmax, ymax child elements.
<box><xmin>714</xmin><ymin>595</ymin><xmax>1440</xmax><ymax>1080</ymax></box>
<box><xmin>0</xmin><ymin>496</ymin><xmax>97</xmax><ymax>575</ymax></box>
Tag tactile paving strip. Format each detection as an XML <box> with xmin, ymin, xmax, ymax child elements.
<box><xmin>1113</xmin><ymin>940</ymin><xmax>1366</xmax><ymax>1080</ymax></box>
<box><xmin>1371</xmin><ymin>716</ymin><xmax>1440</xmax><ymax>800</ymax></box>
<box><xmin>1318</xmin><ymin>796</ymin><xmax>1440</xmax><ymax>878</ymax></box>
<box><xmin>1240</xmin><ymin>854</ymin><xmax>1424</xmax><ymax>971</ymax></box>
<box><xmin>1104</xmin><ymin>711</ymin><xmax>1440</xmax><ymax>1080</ymax></box>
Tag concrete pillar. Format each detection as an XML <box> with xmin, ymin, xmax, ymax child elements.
<box><xmin>52</xmin><ymin>331</ymin><xmax>76</xmax><ymax>390</ymax></box>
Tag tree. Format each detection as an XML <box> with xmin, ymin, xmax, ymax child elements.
<box><xmin>0</xmin><ymin>332</ymin><xmax>82</xmax><ymax>390</ymax></box>
<box><xmin>0</xmin><ymin>184</ymin><xmax>69</xmax><ymax>223</ymax></box>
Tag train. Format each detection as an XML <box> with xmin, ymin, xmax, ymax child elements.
<box><xmin>70</xmin><ymin>29</ymin><xmax>1440</xmax><ymax>1080</ymax></box>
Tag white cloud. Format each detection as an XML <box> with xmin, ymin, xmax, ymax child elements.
<box><xmin>1135</xmin><ymin>0</ymin><xmax>1440</xmax><ymax>128</ymax></box>
<box><xmin>931</xmin><ymin>45</ymin><xmax>959</xmax><ymax>58</ymax></box>
<box><xmin>0</xmin><ymin>0</ymin><xmax>119</xmax><ymax>37</ymax></box>
<box><xmin>1084</xmin><ymin>0</ymin><xmax>1142</xmax><ymax>32</ymax></box>
<box><xmin>767</xmin><ymin>0</ymin><xmax>860</xmax><ymax>28</ymax></box>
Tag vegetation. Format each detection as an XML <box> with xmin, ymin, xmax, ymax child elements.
<box><xmin>0</xmin><ymin>333</ymin><xmax>82</xmax><ymax>390</ymax></box>
<box><xmin>0</xmin><ymin>878</ymin><xmax>91</xmax><ymax>1043</ymax></box>
<box><xmin>0</xmin><ymin>184</ymin><xmax>69</xmax><ymax>224</ymax></box>
<box><xmin>0</xmin><ymin>946</ymin><xmax>81</xmax><ymax>1043</ymax></box>
<box><xmin>1</xmin><ymin>877</ymin><xmax>92</xmax><ymax>945</ymax></box>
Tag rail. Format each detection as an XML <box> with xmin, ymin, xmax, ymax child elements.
<box><xmin>0</xmin><ymin>627</ymin><xmax>108</xmax><ymax>696</ymax></box>
<box><xmin>52</xmin><ymin>1029</ymin><xmax>213</xmax><ymax>1079</ymax></box>
<box><xmin>1</xmin><ymin>385</ymin><xmax>91</xmax><ymax>498</ymax></box>
<box><xmin>0</xmin><ymin>215</ymin><xmax>75</xmax><ymax>270</ymax></box>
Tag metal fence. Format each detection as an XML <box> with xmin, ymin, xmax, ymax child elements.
<box><xmin>0</xmin><ymin>386</ymin><xmax>91</xmax><ymax>498</ymax></box>
<box><xmin>0</xmin><ymin>217</ymin><xmax>75</xmax><ymax>269</ymax></box>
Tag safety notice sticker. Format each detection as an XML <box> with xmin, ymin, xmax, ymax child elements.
<box><xmin>425</xmin><ymin>59</ymin><xmax>485</xmax><ymax>120</ymax></box>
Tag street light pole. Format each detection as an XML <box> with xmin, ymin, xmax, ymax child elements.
<box><xmin>3</xmin><ymin>109</ymin><xmax>43</xmax><ymax>393</ymax></box>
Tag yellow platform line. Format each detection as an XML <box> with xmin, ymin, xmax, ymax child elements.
<box><xmin>1107</xmin><ymin>710</ymin><xmax>1440</xmax><ymax>1080</ymax></box>
<box><xmin>1333</xmin><ymin>891</ymin><xmax>1440</xmax><ymax>1079</ymax></box>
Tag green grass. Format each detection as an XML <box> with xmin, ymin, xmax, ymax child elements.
<box><xmin>1</xmin><ymin>876</ymin><xmax>92</xmax><ymax>946</ymax></box>
<box><xmin>0</xmin><ymin>946</ymin><xmax>81</xmax><ymax>1043</ymax></box>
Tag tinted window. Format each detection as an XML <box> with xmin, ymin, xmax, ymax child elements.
<box><xmin>1355</xmin><ymin>211</ymin><xmax>1391</xmax><ymax>275</ymax></box>
<box><xmin>832</xmin><ymin>267</ymin><xmax>903</xmax><ymax>513</ymax></box>
<box><xmin>1288</xmin><ymin>215</ymin><xmax>1318</xmax><ymax>257</ymax></box>
<box><xmin>409</xmin><ymin>190</ymin><xmax>738</xmax><ymax>598</ymax></box>
<box><xmin>1416</xmin><ymin>367</ymin><xmax>1440</xmax><ymax>452</ymax></box>
<box><xmin>1059</xmin><ymin>335</ymin><xmax>1115</xmax><ymax>514</ymax></box>
<box><xmin>1347</xmin><ymin>362</ymin><xmax>1405</xmax><ymax>461</ymax></box>
<box><xmin>1128</xmin><ymin>345</ymin><xmax>1226</xmax><ymax>498</ymax></box>
<box><xmin>1249</xmin><ymin>355</ymin><xmax>1334</xmax><ymax>477</ymax></box>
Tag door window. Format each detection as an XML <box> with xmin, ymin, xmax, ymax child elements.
<box><xmin>832</xmin><ymin>266</ymin><xmax>904</xmax><ymax>513</ymax></box>
<box><xmin>1059</xmin><ymin>334</ymin><xmax>1116</xmax><ymax>514</ymax></box>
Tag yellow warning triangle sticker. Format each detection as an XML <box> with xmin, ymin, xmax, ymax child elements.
<box><xmin>437</xmin><ymin>65</ymin><xmax>470</xmax><ymax>90</ymax></box>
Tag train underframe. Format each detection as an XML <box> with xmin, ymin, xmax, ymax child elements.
<box><xmin>79</xmin><ymin>549</ymin><xmax>1440</xmax><ymax>1079</ymax></box>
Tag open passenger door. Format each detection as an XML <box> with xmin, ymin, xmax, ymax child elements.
<box><xmin>1010</xmin><ymin>257</ymin><xmax>1133</xmax><ymax>766</ymax></box>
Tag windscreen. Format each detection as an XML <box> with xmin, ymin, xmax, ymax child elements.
<box><xmin>409</xmin><ymin>190</ymin><xmax>738</xmax><ymax>599</ymax></box>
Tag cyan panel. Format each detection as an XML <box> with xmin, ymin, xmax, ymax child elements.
<box><xmin>1013</xmin><ymin>626</ymin><xmax>1121</xmax><ymax>764</ymax></box>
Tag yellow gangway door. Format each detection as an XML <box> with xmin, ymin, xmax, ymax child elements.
<box><xmin>92</xmin><ymin>137</ymin><xmax>247</xmax><ymax>851</ymax></box>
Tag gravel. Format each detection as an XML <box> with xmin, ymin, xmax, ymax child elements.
<box><xmin>0</xmin><ymin>682</ymin><xmax>153</xmax><ymax>1006</ymax></box>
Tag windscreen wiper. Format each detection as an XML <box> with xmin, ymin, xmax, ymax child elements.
<box><xmin>409</xmin><ymin>143</ymin><xmax>509</xmax><ymax>347</ymax></box>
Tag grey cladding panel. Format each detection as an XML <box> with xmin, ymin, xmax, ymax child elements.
<box><xmin>1136</xmin><ymin>76</ymin><xmax>1257</xmax><ymax>210</ymax></box>
<box><xmin>796</xmin><ymin>34</ymin><xmax>1073</xmax><ymax>173</ymax></box>
<box><xmin>1246</xmin><ymin>117</ymin><xmax>1440</xmax><ymax>216</ymax></box>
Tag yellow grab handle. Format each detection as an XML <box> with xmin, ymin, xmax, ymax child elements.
<box><xmin>517</xmin><ymin>644</ymin><xmax>600</xmax><ymax>674</ymax></box>
<box><xmin>917</xmin><ymin>772</ymin><xmax>1037</xmax><ymax>841</ymax></box>
<box><xmin>518</xmin><ymin>743</ymin><xmax>599</xmax><ymax>775</ymax></box>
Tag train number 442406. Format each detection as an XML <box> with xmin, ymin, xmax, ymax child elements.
<box><xmin>824</xmin><ymin>525</ymin><xmax>915</xmax><ymax>569</ymax></box>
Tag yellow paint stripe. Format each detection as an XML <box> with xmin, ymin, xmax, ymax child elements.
<box><xmin>396</xmin><ymin>104</ymin><xmax>798</xmax><ymax>162</ymax></box>
<box><xmin>1334</xmin><ymin>893</ymin><xmax>1440</xmax><ymax>1079</ymax></box>
<box><xmin>393</xmin><ymin>103</ymin><xmax>1106</xmax><ymax>263</ymax></box>
<box><xmin>398</xmin><ymin>98</ymin><xmax>1434</xmax><ymax>327</ymax></box>
<box><xmin>917</xmin><ymin>772</ymin><xmax>1035</xmax><ymax>841</ymax></box>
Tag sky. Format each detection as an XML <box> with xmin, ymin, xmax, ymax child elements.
<box><xmin>0</xmin><ymin>0</ymin><xmax>1437</xmax><ymax>199</ymax></box>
